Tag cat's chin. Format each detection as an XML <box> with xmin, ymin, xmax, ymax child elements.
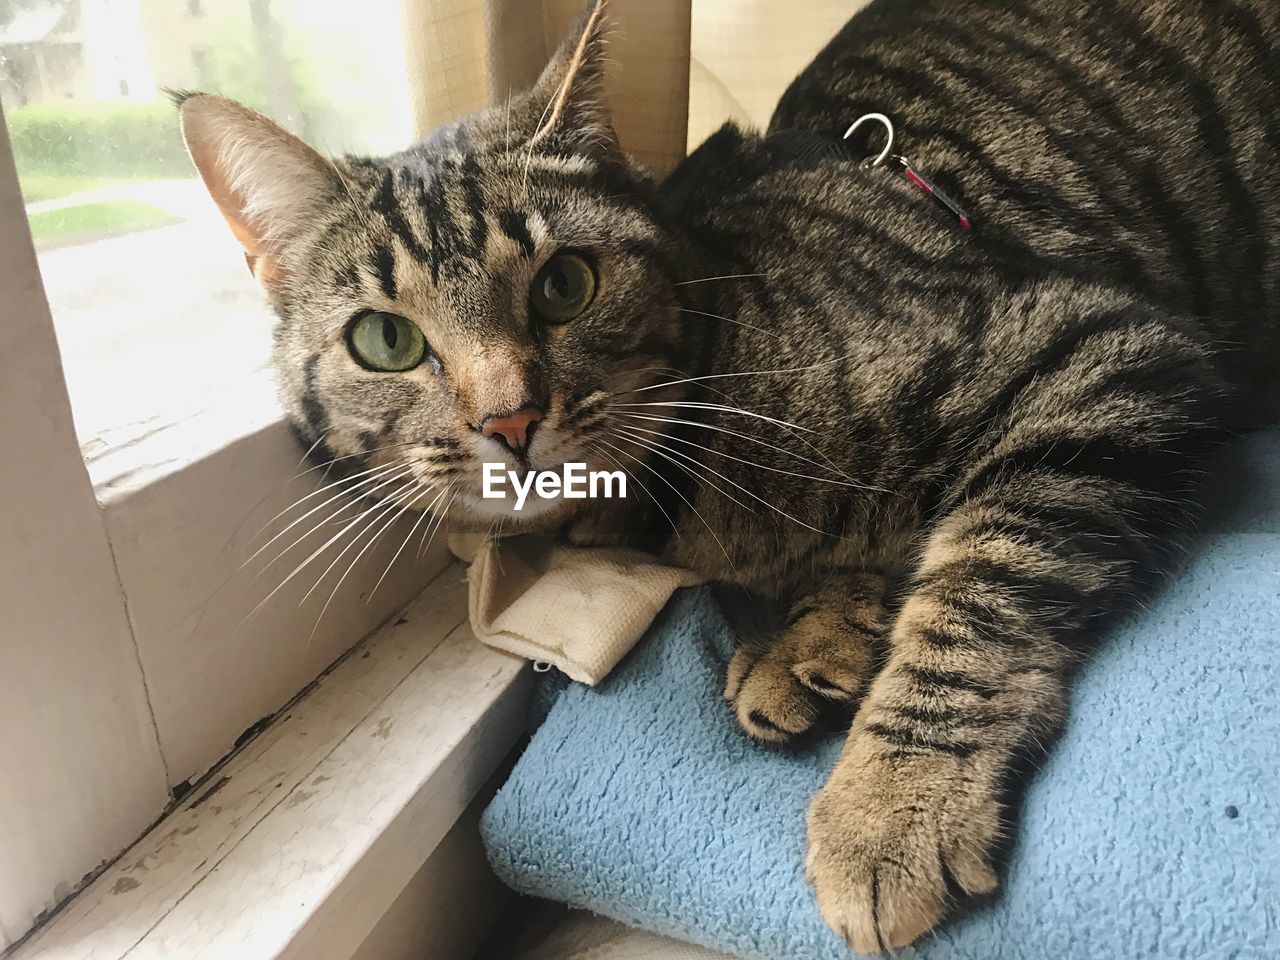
<box><xmin>446</xmin><ymin>489</ymin><xmax>576</xmax><ymax>531</ymax></box>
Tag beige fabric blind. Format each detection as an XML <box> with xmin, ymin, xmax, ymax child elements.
<box><xmin>403</xmin><ymin>0</ymin><xmax>691</xmax><ymax>175</ymax></box>
<box><xmin>400</xmin><ymin>0</ymin><xmax>870</xmax><ymax>176</ymax></box>
<box><xmin>688</xmin><ymin>0</ymin><xmax>871</xmax><ymax>149</ymax></box>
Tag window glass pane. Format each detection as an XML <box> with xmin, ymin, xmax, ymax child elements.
<box><xmin>0</xmin><ymin>0</ymin><xmax>415</xmax><ymax>444</ymax></box>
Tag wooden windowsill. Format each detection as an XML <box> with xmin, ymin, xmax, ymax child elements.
<box><xmin>11</xmin><ymin>564</ymin><xmax>531</xmax><ymax>960</ymax></box>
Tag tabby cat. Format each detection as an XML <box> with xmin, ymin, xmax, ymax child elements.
<box><xmin>177</xmin><ymin>0</ymin><xmax>1279</xmax><ymax>950</ymax></box>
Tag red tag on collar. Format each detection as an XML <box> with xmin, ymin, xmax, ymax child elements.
<box><xmin>892</xmin><ymin>157</ymin><xmax>973</xmax><ymax>232</ymax></box>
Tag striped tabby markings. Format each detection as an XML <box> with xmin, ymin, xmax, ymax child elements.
<box><xmin>499</xmin><ymin>210</ymin><xmax>536</xmax><ymax>259</ymax></box>
<box><xmin>371</xmin><ymin>167</ymin><xmax>429</xmax><ymax>266</ymax></box>
<box><xmin>806</xmin><ymin>481</ymin><xmax>1111</xmax><ymax>951</ymax></box>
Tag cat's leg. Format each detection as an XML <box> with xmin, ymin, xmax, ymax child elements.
<box><xmin>725</xmin><ymin>571</ymin><xmax>887</xmax><ymax>742</ymax></box>
<box><xmin>805</xmin><ymin>305</ymin><xmax>1231</xmax><ymax>951</ymax></box>
<box><xmin>805</xmin><ymin>524</ymin><xmax>1062</xmax><ymax>951</ymax></box>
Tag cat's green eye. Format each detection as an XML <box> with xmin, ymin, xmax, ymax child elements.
<box><xmin>530</xmin><ymin>253</ymin><xmax>597</xmax><ymax>324</ymax></box>
<box><xmin>347</xmin><ymin>311</ymin><xmax>427</xmax><ymax>372</ymax></box>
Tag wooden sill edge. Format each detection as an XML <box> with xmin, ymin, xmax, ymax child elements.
<box><xmin>10</xmin><ymin>563</ymin><xmax>532</xmax><ymax>960</ymax></box>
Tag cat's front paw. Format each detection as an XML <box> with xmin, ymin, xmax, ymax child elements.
<box><xmin>725</xmin><ymin>573</ymin><xmax>884</xmax><ymax>743</ymax></box>
<box><xmin>724</xmin><ymin>638</ymin><xmax>867</xmax><ymax>743</ymax></box>
<box><xmin>805</xmin><ymin>738</ymin><xmax>1000</xmax><ymax>953</ymax></box>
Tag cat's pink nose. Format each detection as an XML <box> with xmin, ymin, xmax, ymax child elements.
<box><xmin>481</xmin><ymin>406</ymin><xmax>544</xmax><ymax>453</ymax></box>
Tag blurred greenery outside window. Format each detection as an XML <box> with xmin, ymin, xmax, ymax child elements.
<box><xmin>0</xmin><ymin>0</ymin><xmax>414</xmax><ymax>441</ymax></box>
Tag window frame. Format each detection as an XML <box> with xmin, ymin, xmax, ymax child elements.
<box><xmin>0</xmin><ymin>100</ymin><xmax>167</xmax><ymax>949</ymax></box>
<box><xmin>0</xmin><ymin>95</ymin><xmax>457</xmax><ymax>948</ymax></box>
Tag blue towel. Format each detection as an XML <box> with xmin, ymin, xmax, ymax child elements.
<box><xmin>481</xmin><ymin>432</ymin><xmax>1280</xmax><ymax>960</ymax></box>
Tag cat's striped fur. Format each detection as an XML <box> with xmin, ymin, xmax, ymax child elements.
<box><xmin>178</xmin><ymin>0</ymin><xmax>1278</xmax><ymax>950</ymax></box>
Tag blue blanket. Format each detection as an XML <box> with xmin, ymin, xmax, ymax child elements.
<box><xmin>481</xmin><ymin>433</ymin><xmax>1280</xmax><ymax>960</ymax></box>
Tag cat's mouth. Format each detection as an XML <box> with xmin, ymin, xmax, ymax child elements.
<box><xmin>341</xmin><ymin>411</ymin><xmax>624</xmax><ymax>532</ymax></box>
<box><xmin>444</xmin><ymin>459</ymin><xmax>579</xmax><ymax>529</ymax></box>
<box><xmin>443</xmin><ymin>435</ymin><xmax>620</xmax><ymax>530</ymax></box>
<box><xmin>452</xmin><ymin>482</ymin><xmax>574</xmax><ymax>525</ymax></box>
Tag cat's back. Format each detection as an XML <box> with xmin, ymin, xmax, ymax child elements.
<box><xmin>765</xmin><ymin>0</ymin><xmax>1280</xmax><ymax>383</ymax></box>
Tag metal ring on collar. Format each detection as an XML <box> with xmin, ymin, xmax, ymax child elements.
<box><xmin>843</xmin><ymin>112</ymin><xmax>895</xmax><ymax>168</ymax></box>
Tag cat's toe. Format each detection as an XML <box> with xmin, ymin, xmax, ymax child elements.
<box><xmin>723</xmin><ymin>643</ymin><xmax>765</xmax><ymax>702</ymax></box>
<box><xmin>807</xmin><ymin>839</ymin><xmax>946</xmax><ymax>954</ymax></box>
<box><xmin>791</xmin><ymin>657</ymin><xmax>863</xmax><ymax>702</ymax></box>
<box><xmin>806</xmin><ymin>744</ymin><xmax>999</xmax><ymax>952</ymax></box>
<box><xmin>727</xmin><ymin>651</ymin><xmax>822</xmax><ymax>742</ymax></box>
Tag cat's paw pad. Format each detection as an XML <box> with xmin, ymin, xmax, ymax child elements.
<box><xmin>806</xmin><ymin>750</ymin><xmax>999</xmax><ymax>953</ymax></box>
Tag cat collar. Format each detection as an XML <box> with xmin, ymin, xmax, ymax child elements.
<box><xmin>844</xmin><ymin>113</ymin><xmax>973</xmax><ymax>233</ymax></box>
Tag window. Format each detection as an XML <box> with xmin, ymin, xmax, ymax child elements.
<box><xmin>0</xmin><ymin>0</ymin><xmax>416</xmax><ymax>444</ymax></box>
<box><xmin>0</xmin><ymin>1</ymin><xmax>437</xmax><ymax>948</ymax></box>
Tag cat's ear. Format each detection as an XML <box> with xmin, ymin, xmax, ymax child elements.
<box><xmin>524</xmin><ymin>0</ymin><xmax>617</xmax><ymax>157</ymax></box>
<box><xmin>175</xmin><ymin>92</ymin><xmax>339</xmax><ymax>286</ymax></box>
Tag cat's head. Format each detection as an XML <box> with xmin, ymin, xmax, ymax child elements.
<box><xmin>177</xmin><ymin>1</ymin><xmax>691</xmax><ymax>530</ymax></box>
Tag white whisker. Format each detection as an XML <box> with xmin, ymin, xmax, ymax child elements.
<box><xmin>219</xmin><ymin>442</ymin><xmax>419</xmax><ymax>568</ymax></box>
<box><xmin>621</xmin><ymin>356</ymin><xmax>848</xmax><ymax>397</ymax></box>
<box><xmin>620</xmin><ymin>423</ymin><xmax>868</xmax><ymax>490</ymax></box>
<box><xmin>679</xmin><ymin>307</ymin><xmax>784</xmax><ymax>342</ymax></box>
<box><xmin>294</xmin><ymin>430</ymin><xmax>330</xmax><ymax>470</ymax></box>
<box><xmin>674</xmin><ymin>273</ymin><xmax>767</xmax><ymax>285</ymax></box>
<box><xmin>615</xmin><ymin>426</ymin><xmax>843</xmax><ymax>541</ymax></box>
<box><xmin>587</xmin><ymin>439</ymin><xmax>680</xmax><ymax>540</ymax></box>
<box><xmin>504</xmin><ymin>86</ymin><xmax>514</xmax><ymax>151</ymax></box>
<box><xmin>367</xmin><ymin>483</ymin><xmax>451</xmax><ymax>602</ymax></box>
<box><xmin>308</xmin><ymin>479</ymin><xmax>432</xmax><ymax>640</ymax></box>
<box><xmin>520</xmin><ymin>93</ymin><xmax>558</xmax><ymax>197</ymax></box>
<box><xmin>614</xmin><ymin>411</ymin><xmax>888</xmax><ymax>495</ymax></box>
<box><xmin>610</xmin><ymin>428</ymin><xmax>755</xmax><ymax>515</ymax></box>
<box><xmin>416</xmin><ymin>486</ymin><xmax>456</xmax><ymax>561</ymax></box>
<box><xmin>614</xmin><ymin>388</ymin><xmax>888</xmax><ymax>493</ymax></box>
<box><xmin>595</xmin><ymin>435</ymin><xmax>742</xmax><ymax>574</ymax></box>
<box><xmin>244</xmin><ymin>461</ymin><xmax>414</xmax><ymax>571</ymax></box>
<box><xmin>625</xmin><ymin>373</ymin><xmax>868</xmax><ymax>488</ymax></box>
<box><xmin>299</xmin><ymin>481</ymin><xmax>423</xmax><ymax>606</ymax></box>
<box><xmin>241</xmin><ymin>473</ymin><xmax>415</xmax><ymax>622</ymax></box>
<box><xmin>615</xmin><ymin>400</ymin><xmax>818</xmax><ymax>434</ymax></box>
<box><xmin>295</xmin><ymin>441</ymin><xmax>419</xmax><ymax>481</ymax></box>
